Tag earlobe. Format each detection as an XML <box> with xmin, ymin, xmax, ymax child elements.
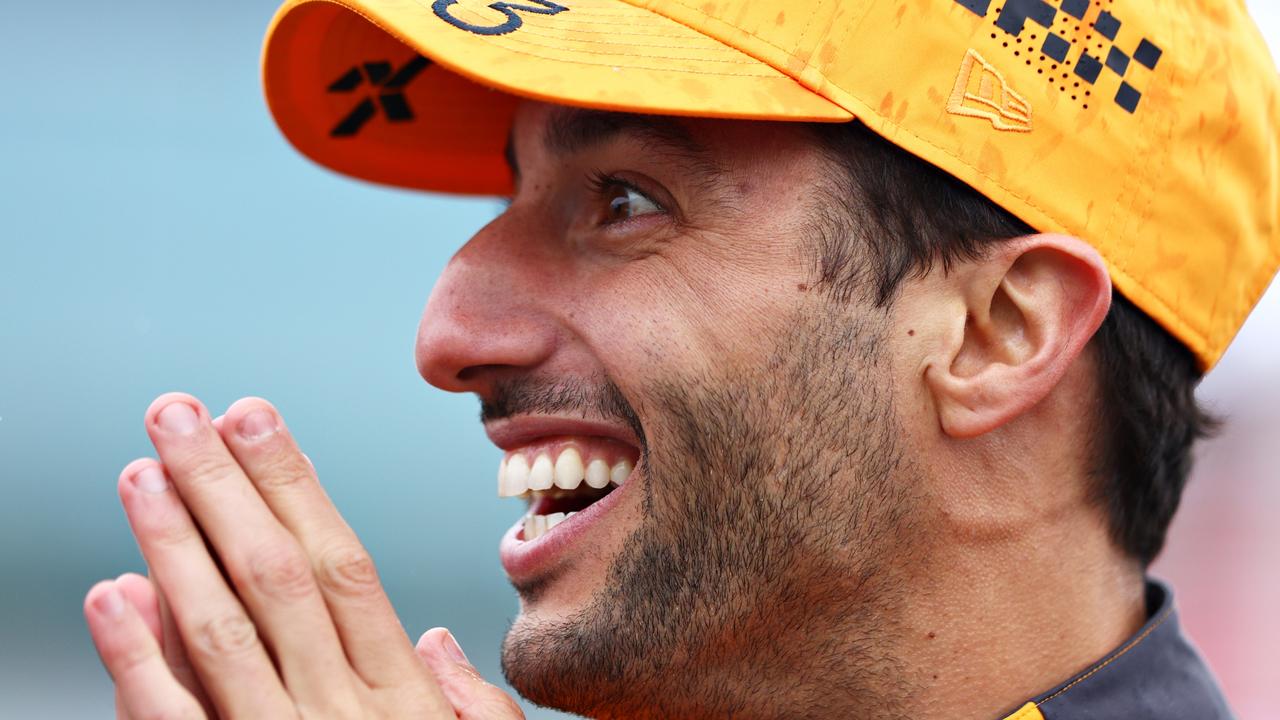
<box><xmin>926</xmin><ymin>234</ymin><xmax>1112</xmax><ymax>439</ymax></box>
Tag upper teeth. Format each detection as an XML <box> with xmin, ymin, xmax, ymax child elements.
<box><xmin>529</xmin><ymin>454</ymin><xmax>553</xmax><ymax>491</ymax></box>
<box><xmin>498</xmin><ymin>448</ymin><xmax>632</xmax><ymax>497</ymax></box>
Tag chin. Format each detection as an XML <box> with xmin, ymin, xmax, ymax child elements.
<box><xmin>498</xmin><ymin>555</ymin><xmax>661</xmax><ymax>718</ymax></box>
<box><xmin>500</xmin><ymin>611</ymin><xmax>604</xmax><ymax>716</ymax></box>
<box><xmin>497</xmin><ymin>536</ymin><xmax>641</xmax><ymax>716</ymax></box>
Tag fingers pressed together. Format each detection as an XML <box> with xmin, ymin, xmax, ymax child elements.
<box><xmin>84</xmin><ymin>393</ymin><xmax>521</xmax><ymax>720</ymax></box>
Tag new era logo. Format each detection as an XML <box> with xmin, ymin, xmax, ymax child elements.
<box><xmin>947</xmin><ymin>49</ymin><xmax>1032</xmax><ymax>132</ymax></box>
<box><xmin>327</xmin><ymin>56</ymin><xmax>431</xmax><ymax>137</ymax></box>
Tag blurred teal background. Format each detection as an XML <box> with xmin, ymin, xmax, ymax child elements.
<box><xmin>0</xmin><ymin>1</ymin><xmax>570</xmax><ymax>716</ymax></box>
<box><xmin>1</xmin><ymin>1</ymin><xmax>1277</xmax><ymax>718</ymax></box>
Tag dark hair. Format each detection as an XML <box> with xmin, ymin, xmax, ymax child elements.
<box><xmin>807</xmin><ymin>120</ymin><xmax>1217</xmax><ymax>566</ymax></box>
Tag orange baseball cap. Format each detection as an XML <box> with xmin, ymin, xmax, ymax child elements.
<box><xmin>261</xmin><ymin>0</ymin><xmax>1279</xmax><ymax>370</ymax></box>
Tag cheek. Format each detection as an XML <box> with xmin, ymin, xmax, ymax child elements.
<box><xmin>569</xmin><ymin>251</ymin><xmax>807</xmax><ymax>384</ymax></box>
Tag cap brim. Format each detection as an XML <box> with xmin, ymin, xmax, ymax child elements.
<box><xmin>262</xmin><ymin>0</ymin><xmax>852</xmax><ymax>195</ymax></box>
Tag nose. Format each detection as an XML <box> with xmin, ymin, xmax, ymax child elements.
<box><xmin>415</xmin><ymin>215</ymin><xmax>558</xmax><ymax>395</ymax></box>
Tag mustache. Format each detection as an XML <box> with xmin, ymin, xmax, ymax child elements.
<box><xmin>481</xmin><ymin>376</ymin><xmax>647</xmax><ymax>449</ymax></box>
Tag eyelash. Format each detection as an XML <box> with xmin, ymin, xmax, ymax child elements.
<box><xmin>585</xmin><ymin>171</ymin><xmax>665</xmax><ymax>220</ymax></box>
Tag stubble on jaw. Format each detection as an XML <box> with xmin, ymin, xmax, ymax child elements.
<box><xmin>500</xmin><ymin>299</ymin><xmax>924</xmax><ymax>720</ymax></box>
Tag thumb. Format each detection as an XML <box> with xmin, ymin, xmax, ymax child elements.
<box><xmin>416</xmin><ymin>628</ymin><xmax>525</xmax><ymax>720</ymax></box>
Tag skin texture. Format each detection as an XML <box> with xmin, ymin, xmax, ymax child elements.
<box><xmin>415</xmin><ymin>103</ymin><xmax>1143</xmax><ymax>718</ymax></box>
<box><xmin>88</xmin><ymin>101</ymin><xmax>1143</xmax><ymax>720</ymax></box>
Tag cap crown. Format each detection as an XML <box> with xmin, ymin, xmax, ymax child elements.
<box><xmin>263</xmin><ymin>0</ymin><xmax>1280</xmax><ymax>368</ymax></box>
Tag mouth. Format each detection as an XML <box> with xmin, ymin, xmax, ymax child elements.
<box><xmin>500</xmin><ymin>441</ymin><xmax>634</xmax><ymax>539</ymax></box>
<box><xmin>492</xmin><ymin>427</ymin><xmax>641</xmax><ymax>582</ymax></box>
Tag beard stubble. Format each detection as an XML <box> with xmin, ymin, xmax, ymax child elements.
<box><xmin>497</xmin><ymin>304</ymin><xmax>920</xmax><ymax>720</ymax></box>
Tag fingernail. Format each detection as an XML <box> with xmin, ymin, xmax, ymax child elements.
<box><xmin>237</xmin><ymin>408</ymin><xmax>278</xmax><ymax>441</ymax></box>
<box><xmin>156</xmin><ymin>402</ymin><xmax>199</xmax><ymax>435</ymax></box>
<box><xmin>132</xmin><ymin>465</ymin><xmax>169</xmax><ymax>494</ymax></box>
<box><xmin>93</xmin><ymin>582</ymin><xmax>126</xmax><ymax>618</ymax></box>
<box><xmin>442</xmin><ymin>630</ymin><xmax>470</xmax><ymax>665</ymax></box>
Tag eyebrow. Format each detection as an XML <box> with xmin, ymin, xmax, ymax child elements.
<box><xmin>503</xmin><ymin>107</ymin><xmax>725</xmax><ymax>184</ymax></box>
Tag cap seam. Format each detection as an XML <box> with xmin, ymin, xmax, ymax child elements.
<box><xmin>1119</xmin><ymin>8</ymin><xmax>1179</xmax><ymax>347</ymax></box>
<box><xmin>628</xmin><ymin>0</ymin><xmax>830</xmax><ymax>74</ymax></box>
<box><xmin>482</xmin><ymin>29</ymin><xmax>769</xmax><ymax>64</ymax></box>
<box><xmin>460</xmin><ymin>39</ymin><xmax>782</xmax><ymax>76</ymax></box>
<box><xmin>599</xmin><ymin>0</ymin><xmax>863</xmax><ymax>112</ymax></box>
<box><xmin>820</xmin><ymin>0</ymin><xmax>870</xmax><ymax>100</ymax></box>
<box><xmin>419</xmin><ymin>0</ymin><xmax>762</xmax><ymax>67</ymax></box>
<box><xmin>619</xmin><ymin>0</ymin><xmax>875</xmax><ymax>115</ymax></box>
<box><xmin>1107</xmin><ymin>98</ymin><xmax>1161</xmax><ymax>333</ymax></box>
<box><xmin>436</xmin><ymin>0</ymin><xmax>710</xmax><ymax>26</ymax></box>
<box><xmin>411</xmin><ymin>0</ymin><xmax>791</xmax><ymax>79</ymax></box>
<box><xmin>441</xmin><ymin>0</ymin><xmax>846</xmax><ymax>81</ymax></box>
<box><xmin>497</xmin><ymin>21</ymin><xmax>713</xmax><ymax>37</ymax></box>
<box><xmin>406</xmin><ymin>0</ymin><xmax>786</xmax><ymax>74</ymax></box>
<box><xmin>793</xmin><ymin>0</ymin><xmax>829</xmax><ymax>73</ymax></box>
<box><xmin>500</xmin><ymin>22</ymin><xmax>753</xmax><ymax>46</ymax></box>
<box><xmin>494</xmin><ymin>35</ymin><xmax>769</xmax><ymax>64</ymax></box>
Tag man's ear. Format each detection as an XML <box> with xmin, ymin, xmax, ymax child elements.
<box><xmin>926</xmin><ymin>234</ymin><xmax>1111</xmax><ymax>439</ymax></box>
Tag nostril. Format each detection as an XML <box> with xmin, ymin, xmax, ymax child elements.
<box><xmin>457</xmin><ymin>364</ymin><xmax>506</xmax><ymax>383</ymax></box>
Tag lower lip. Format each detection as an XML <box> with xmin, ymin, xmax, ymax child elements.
<box><xmin>498</xmin><ymin>469</ymin><xmax>635</xmax><ymax>582</ymax></box>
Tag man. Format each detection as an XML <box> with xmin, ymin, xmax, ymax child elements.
<box><xmin>84</xmin><ymin>0</ymin><xmax>1278</xmax><ymax>718</ymax></box>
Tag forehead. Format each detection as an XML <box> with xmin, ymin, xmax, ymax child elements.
<box><xmin>507</xmin><ymin>101</ymin><xmax>835</xmax><ymax>178</ymax></box>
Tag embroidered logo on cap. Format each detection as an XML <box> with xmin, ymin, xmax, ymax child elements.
<box><xmin>432</xmin><ymin>0</ymin><xmax>569</xmax><ymax>36</ymax></box>
<box><xmin>948</xmin><ymin>49</ymin><xmax>1033</xmax><ymax>132</ymax></box>
<box><xmin>327</xmin><ymin>56</ymin><xmax>431</xmax><ymax>137</ymax></box>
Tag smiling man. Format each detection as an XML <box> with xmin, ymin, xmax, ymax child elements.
<box><xmin>85</xmin><ymin>1</ymin><xmax>1279</xmax><ymax>719</ymax></box>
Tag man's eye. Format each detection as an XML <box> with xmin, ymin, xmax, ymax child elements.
<box><xmin>600</xmin><ymin>182</ymin><xmax>663</xmax><ymax>224</ymax></box>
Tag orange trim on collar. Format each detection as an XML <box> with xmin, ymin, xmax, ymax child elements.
<box><xmin>1000</xmin><ymin>702</ymin><xmax>1045</xmax><ymax>720</ymax></box>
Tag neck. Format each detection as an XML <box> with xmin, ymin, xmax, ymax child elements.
<box><xmin>634</xmin><ymin>490</ymin><xmax>1145</xmax><ymax>720</ymax></box>
<box><xmin>890</xmin><ymin>503</ymin><xmax>1147</xmax><ymax>719</ymax></box>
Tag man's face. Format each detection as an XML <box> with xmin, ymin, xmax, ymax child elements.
<box><xmin>416</xmin><ymin>103</ymin><xmax>921</xmax><ymax>718</ymax></box>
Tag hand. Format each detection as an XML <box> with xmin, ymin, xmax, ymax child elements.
<box><xmin>84</xmin><ymin>393</ymin><xmax>524</xmax><ymax>719</ymax></box>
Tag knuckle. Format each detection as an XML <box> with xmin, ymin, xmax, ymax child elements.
<box><xmin>242</xmin><ymin>546</ymin><xmax>316</xmax><ymax>601</ymax></box>
<box><xmin>257</xmin><ymin>467</ymin><xmax>315</xmax><ymax>492</ymax></box>
<box><xmin>142</xmin><ymin>509</ymin><xmax>199</xmax><ymax>548</ymax></box>
<box><xmin>316</xmin><ymin>547</ymin><xmax>381</xmax><ymax>598</ymax></box>
<box><xmin>174</xmin><ymin>452</ymin><xmax>234</xmax><ymax>488</ymax></box>
<box><xmin>248</xmin><ymin>450</ymin><xmax>315</xmax><ymax>492</ymax></box>
<box><xmin>191</xmin><ymin>613</ymin><xmax>259</xmax><ymax>661</ymax></box>
<box><xmin>111</xmin><ymin>639</ymin><xmax>159</xmax><ymax>677</ymax></box>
